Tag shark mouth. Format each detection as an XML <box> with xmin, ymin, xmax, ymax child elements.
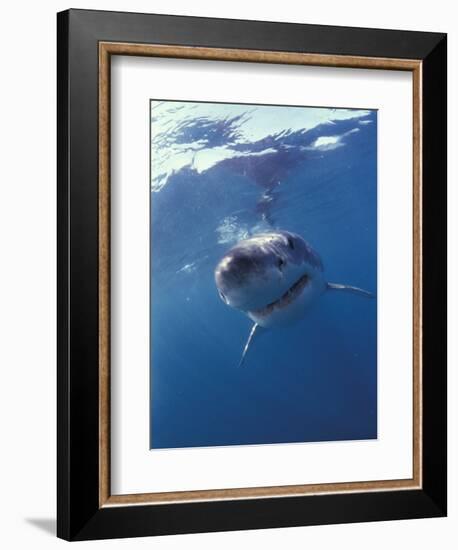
<box><xmin>249</xmin><ymin>273</ymin><xmax>310</xmax><ymax>317</ymax></box>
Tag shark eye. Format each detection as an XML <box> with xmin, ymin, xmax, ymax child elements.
<box><xmin>277</xmin><ymin>257</ymin><xmax>285</xmax><ymax>270</ymax></box>
<box><xmin>287</xmin><ymin>237</ymin><xmax>295</xmax><ymax>250</ymax></box>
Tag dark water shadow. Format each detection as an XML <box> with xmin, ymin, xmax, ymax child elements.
<box><xmin>25</xmin><ymin>518</ymin><xmax>56</xmax><ymax>536</ymax></box>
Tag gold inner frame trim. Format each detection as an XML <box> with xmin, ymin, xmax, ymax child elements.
<box><xmin>98</xmin><ymin>41</ymin><xmax>423</xmax><ymax>507</ymax></box>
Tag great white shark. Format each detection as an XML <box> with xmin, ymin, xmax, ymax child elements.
<box><xmin>214</xmin><ymin>230</ymin><xmax>374</xmax><ymax>367</ymax></box>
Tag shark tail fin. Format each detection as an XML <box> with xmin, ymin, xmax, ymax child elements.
<box><xmin>238</xmin><ymin>323</ymin><xmax>261</xmax><ymax>368</ymax></box>
<box><xmin>327</xmin><ymin>282</ymin><xmax>374</xmax><ymax>298</ymax></box>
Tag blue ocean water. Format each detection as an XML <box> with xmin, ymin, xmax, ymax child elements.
<box><xmin>150</xmin><ymin>101</ymin><xmax>377</xmax><ymax>449</ymax></box>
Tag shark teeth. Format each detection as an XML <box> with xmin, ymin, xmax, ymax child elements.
<box><xmin>250</xmin><ymin>273</ymin><xmax>310</xmax><ymax>317</ymax></box>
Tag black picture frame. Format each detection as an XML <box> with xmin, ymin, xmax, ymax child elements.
<box><xmin>57</xmin><ymin>8</ymin><xmax>447</xmax><ymax>541</ymax></box>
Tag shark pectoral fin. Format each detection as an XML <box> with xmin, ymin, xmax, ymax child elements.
<box><xmin>238</xmin><ymin>323</ymin><xmax>262</xmax><ymax>368</ymax></box>
<box><xmin>327</xmin><ymin>282</ymin><xmax>374</xmax><ymax>298</ymax></box>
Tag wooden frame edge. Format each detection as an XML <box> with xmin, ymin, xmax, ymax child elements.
<box><xmin>105</xmin><ymin>478</ymin><xmax>420</xmax><ymax>507</ymax></box>
<box><xmin>412</xmin><ymin>63</ymin><xmax>423</xmax><ymax>488</ymax></box>
<box><xmin>99</xmin><ymin>42</ymin><xmax>111</xmax><ymax>507</ymax></box>
<box><xmin>98</xmin><ymin>41</ymin><xmax>423</xmax><ymax>508</ymax></box>
<box><xmin>100</xmin><ymin>41</ymin><xmax>420</xmax><ymax>70</ymax></box>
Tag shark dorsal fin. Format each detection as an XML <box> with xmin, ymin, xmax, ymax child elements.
<box><xmin>238</xmin><ymin>323</ymin><xmax>261</xmax><ymax>368</ymax></box>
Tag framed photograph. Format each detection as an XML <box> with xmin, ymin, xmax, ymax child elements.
<box><xmin>57</xmin><ymin>9</ymin><xmax>447</xmax><ymax>541</ymax></box>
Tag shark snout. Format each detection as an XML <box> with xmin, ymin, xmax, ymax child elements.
<box><xmin>215</xmin><ymin>253</ymin><xmax>265</xmax><ymax>310</ymax></box>
<box><xmin>215</xmin><ymin>250</ymin><xmax>290</xmax><ymax>311</ymax></box>
<box><xmin>215</xmin><ymin>253</ymin><xmax>257</xmax><ymax>288</ymax></box>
